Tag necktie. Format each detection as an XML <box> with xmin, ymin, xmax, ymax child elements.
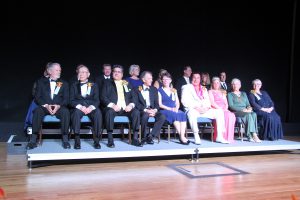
<box><xmin>50</xmin><ymin>79</ymin><xmax>56</xmax><ymax>82</ymax></box>
<box><xmin>80</xmin><ymin>82</ymin><xmax>87</xmax><ymax>86</ymax></box>
<box><xmin>144</xmin><ymin>87</ymin><xmax>150</xmax><ymax>91</ymax></box>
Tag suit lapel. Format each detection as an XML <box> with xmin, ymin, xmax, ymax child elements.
<box><xmin>139</xmin><ymin>90</ymin><xmax>146</xmax><ymax>106</ymax></box>
<box><xmin>44</xmin><ymin>79</ymin><xmax>51</xmax><ymax>99</ymax></box>
<box><xmin>76</xmin><ymin>82</ymin><xmax>82</xmax><ymax>97</ymax></box>
<box><xmin>112</xmin><ymin>81</ymin><xmax>117</xmax><ymax>94</ymax></box>
<box><xmin>184</xmin><ymin>77</ymin><xmax>189</xmax><ymax>84</ymax></box>
<box><xmin>149</xmin><ymin>87</ymin><xmax>153</xmax><ymax>107</ymax></box>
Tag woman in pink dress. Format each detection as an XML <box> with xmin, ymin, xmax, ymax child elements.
<box><xmin>209</xmin><ymin>77</ymin><xmax>236</xmax><ymax>143</ymax></box>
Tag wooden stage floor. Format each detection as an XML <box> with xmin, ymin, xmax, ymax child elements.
<box><xmin>1</xmin><ymin>137</ymin><xmax>300</xmax><ymax>199</ymax></box>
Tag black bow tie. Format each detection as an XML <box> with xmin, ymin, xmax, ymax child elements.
<box><xmin>50</xmin><ymin>79</ymin><xmax>56</xmax><ymax>82</ymax></box>
<box><xmin>80</xmin><ymin>82</ymin><xmax>88</xmax><ymax>86</ymax></box>
<box><xmin>144</xmin><ymin>87</ymin><xmax>150</xmax><ymax>91</ymax></box>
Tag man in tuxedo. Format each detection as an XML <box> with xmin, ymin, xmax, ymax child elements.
<box><xmin>69</xmin><ymin>65</ymin><xmax>102</xmax><ymax>149</ymax></box>
<box><xmin>101</xmin><ymin>65</ymin><xmax>142</xmax><ymax>147</ymax></box>
<box><xmin>95</xmin><ymin>64</ymin><xmax>111</xmax><ymax>93</ymax></box>
<box><xmin>134</xmin><ymin>71</ymin><xmax>165</xmax><ymax>144</ymax></box>
<box><xmin>219</xmin><ymin>71</ymin><xmax>228</xmax><ymax>91</ymax></box>
<box><xmin>27</xmin><ymin>63</ymin><xmax>71</xmax><ymax>149</ymax></box>
<box><xmin>175</xmin><ymin>66</ymin><xmax>192</xmax><ymax>102</ymax></box>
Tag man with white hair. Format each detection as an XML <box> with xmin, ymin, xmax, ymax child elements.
<box><xmin>27</xmin><ymin>63</ymin><xmax>71</xmax><ymax>150</ymax></box>
<box><xmin>69</xmin><ymin>65</ymin><xmax>102</xmax><ymax>149</ymax></box>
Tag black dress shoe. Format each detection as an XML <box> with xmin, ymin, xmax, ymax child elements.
<box><xmin>146</xmin><ymin>136</ymin><xmax>154</xmax><ymax>145</ymax></box>
<box><xmin>63</xmin><ymin>142</ymin><xmax>71</xmax><ymax>149</ymax></box>
<box><xmin>132</xmin><ymin>139</ymin><xmax>143</xmax><ymax>147</ymax></box>
<box><xmin>26</xmin><ymin>142</ymin><xmax>37</xmax><ymax>150</ymax></box>
<box><xmin>94</xmin><ymin>141</ymin><xmax>101</xmax><ymax>149</ymax></box>
<box><xmin>74</xmin><ymin>141</ymin><xmax>81</xmax><ymax>149</ymax></box>
<box><xmin>107</xmin><ymin>141</ymin><xmax>115</xmax><ymax>148</ymax></box>
<box><xmin>179</xmin><ymin>138</ymin><xmax>190</xmax><ymax>145</ymax></box>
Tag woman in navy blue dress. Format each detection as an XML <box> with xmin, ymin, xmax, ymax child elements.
<box><xmin>248</xmin><ymin>79</ymin><xmax>283</xmax><ymax>140</ymax></box>
<box><xmin>125</xmin><ymin>64</ymin><xmax>143</xmax><ymax>88</ymax></box>
<box><xmin>158</xmin><ymin>73</ymin><xmax>189</xmax><ymax>145</ymax></box>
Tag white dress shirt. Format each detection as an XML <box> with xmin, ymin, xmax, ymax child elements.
<box><xmin>184</xmin><ymin>76</ymin><xmax>190</xmax><ymax>84</ymax></box>
<box><xmin>50</xmin><ymin>80</ymin><xmax>56</xmax><ymax>99</ymax></box>
<box><xmin>141</xmin><ymin>85</ymin><xmax>150</xmax><ymax>108</ymax></box>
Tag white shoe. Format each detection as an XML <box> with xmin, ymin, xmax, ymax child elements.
<box><xmin>252</xmin><ymin>133</ymin><xmax>262</xmax><ymax>143</ymax></box>
<box><xmin>194</xmin><ymin>133</ymin><xmax>201</xmax><ymax>145</ymax></box>
<box><xmin>216</xmin><ymin>138</ymin><xmax>229</xmax><ymax>144</ymax></box>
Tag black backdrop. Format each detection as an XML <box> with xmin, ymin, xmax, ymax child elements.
<box><xmin>1</xmin><ymin>1</ymin><xmax>299</xmax><ymax>123</ymax></box>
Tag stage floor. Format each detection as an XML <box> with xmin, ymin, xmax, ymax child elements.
<box><xmin>26</xmin><ymin>138</ymin><xmax>300</xmax><ymax>162</ymax></box>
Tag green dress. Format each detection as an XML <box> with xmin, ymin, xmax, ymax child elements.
<box><xmin>227</xmin><ymin>91</ymin><xmax>258</xmax><ymax>138</ymax></box>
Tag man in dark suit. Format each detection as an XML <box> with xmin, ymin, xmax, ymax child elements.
<box><xmin>95</xmin><ymin>64</ymin><xmax>111</xmax><ymax>94</ymax></box>
<box><xmin>175</xmin><ymin>66</ymin><xmax>192</xmax><ymax>106</ymax></box>
<box><xmin>219</xmin><ymin>71</ymin><xmax>228</xmax><ymax>91</ymax></box>
<box><xmin>134</xmin><ymin>71</ymin><xmax>165</xmax><ymax>144</ymax></box>
<box><xmin>175</xmin><ymin>66</ymin><xmax>192</xmax><ymax>100</ymax></box>
<box><xmin>101</xmin><ymin>65</ymin><xmax>142</xmax><ymax>148</ymax></box>
<box><xmin>27</xmin><ymin>63</ymin><xmax>71</xmax><ymax>149</ymax></box>
<box><xmin>69</xmin><ymin>65</ymin><xmax>102</xmax><ymax>149</ymax></box>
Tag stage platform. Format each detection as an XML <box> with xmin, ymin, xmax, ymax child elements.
<box><xmin>27</xmin><ymin>138</ymin><xmax>300</xmax><ymax>167</ymax></box>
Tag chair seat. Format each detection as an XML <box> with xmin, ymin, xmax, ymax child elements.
<box><xmin>80</xmin><ymin>116</ymin><xmax>91</xmax><ymax>123</ymax></box>
<box><xmin>114</xmin><ymin>116</ymin><xmax>130</xmax><ymax>123</ymax></box>
<box><xmin>148</xmin><ymin>117</ymin><xmax>155</xmax><ymax>123</ymax></box>
<box><xmin>197</xmin><ymin>117</ymin><xmax>213</xmax><ymax>123</ymax></box>
<box><xmin>43</xmin><ymin>115</ymin><xmax>60</xmax><ymax>122</ymax></box>
<box><xmin>236</xmin><ymin>116</ymin><xmax>243</xmax><ymax>123</ymax></box>
<box><xmin>43</xmin><ymin>115</ymin><xmax>91</xmax><ymax>123</ymax></box>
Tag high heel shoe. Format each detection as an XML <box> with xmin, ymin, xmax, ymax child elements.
<box><xmin>252</xmin><ymin>133</ymin><xmax>262</xmax><ymax>143</ymax></box>
<box><xmin>179</xmin><ymin>138</ymin><xmax>190</xmax><ymax>145</ymax></box>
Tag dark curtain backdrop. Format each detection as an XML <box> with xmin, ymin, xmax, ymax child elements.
<box><xmin>1</xmin><ymin>1</ymin><xmax>299</xmax><ymax>122</ymax></box>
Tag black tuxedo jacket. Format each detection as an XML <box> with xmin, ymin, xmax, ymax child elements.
<box><xmin>175</xmin><ymin>76</ymin><xmax>191</xmax><ymax>99</ymax></box>
<box><xmin>100</xmin><ymin>79</ymin><xmax>136</xmax><ymax>108</ymax></box>
<box><xmin>95</xmin><ymin>75</ymin><xmax>111</xmax><ymax>90</ymax></box>
<box><xmin>34</xmin><ymin>78</ymin><xmax>69</xmax><ymax>106</ymax></box>
<box><xmin>69</xmin><ymin>81</ymin><xmax>100</xmax><ymax>108</ymax></box>
<box><xmin>133</xmin><ymin>86</ymin><xmax>159</xmax><ymax>112</ymax></box>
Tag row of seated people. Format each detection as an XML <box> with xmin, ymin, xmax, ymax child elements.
<box><xmin>26</xmin><ymin>63</ymin><xmax>283</xmax><ymax>150</ymax></box>
<box><xmin>163</xmin><ymin>66</ymin><xmax>283</xmax><ymax>143</ymax></box>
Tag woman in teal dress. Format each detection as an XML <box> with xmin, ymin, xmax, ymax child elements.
<box><xmin>227</xmin><ymin>78</ymin><xmax>261</xmax><ymax>143</ymax></box>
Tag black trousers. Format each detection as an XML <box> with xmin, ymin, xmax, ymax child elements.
<box><xmin>104</xmin><ymin>107</ymin><xmax>140</xmax><ymax>132</ymax></box>
<box><xmin>140</xmin><ymin>112</ymin><xmax>165</xmax><ymax>139</ymax></box>
<box><xmin>31</xmin><ymin>106</ymin><xmax>70</xmax><ymax>142</ymax></box>
<box><xmin>71</xmin><ymin>108</ymin><xmax>102</xmax><ymax>140</ymax></box>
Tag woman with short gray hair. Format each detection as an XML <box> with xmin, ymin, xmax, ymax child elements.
<box><xmin>248</xmin><ymin>79</ymin><xmax>283</xmax><ymax>140</ymax></box>
<box><xmin>227</xmin><ymin>78</ymin><xmax>261</xmax><ymax>143</ymax></box>
<box><xmin>125</xmin><ymin>64</ymin><xmax>143</xmax><ymax>88</ymax></box>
